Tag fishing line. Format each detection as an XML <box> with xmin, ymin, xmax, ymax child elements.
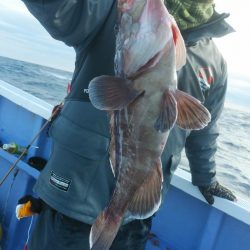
<box><xmin>0</xmin><ymin>102</ymin><xmax>63</xmax><ymax>186</ymax></box>
<box><xmin>24</xmin><ymin>216</ymin><xmax>34</xmax><ymax>250</ymax></box>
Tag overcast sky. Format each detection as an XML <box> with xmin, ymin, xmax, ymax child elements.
<box><xmin>0</xmin><ymin>0</ymin><xmax>75</xmax><ymax>71</ymax></box>
<box><xmin>0</xmin><ymin>0</ymin><xmax>249</xmax><ymax>77</ymax></box>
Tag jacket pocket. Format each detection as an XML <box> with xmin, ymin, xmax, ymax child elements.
<box><xmin>49</xmin><ymin>113</ymin><xmax>110</xmax><ymax>161</ymax></box>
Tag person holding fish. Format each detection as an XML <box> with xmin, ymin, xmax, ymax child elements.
<box><xmin>17</xmin><ymin>0</ymin><xmax>237</xmax><ymax>249</ymax></box>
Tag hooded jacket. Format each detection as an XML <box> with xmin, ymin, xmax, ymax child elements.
<box><xmin>22</xmin><ymin>0</ymin><xmax>234</xmax><ymax>224</ymax></box>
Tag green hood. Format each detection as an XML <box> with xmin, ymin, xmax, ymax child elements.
<box><xmin>165</xmin><ymin>0</ymin><xmax>214</xmax><ymax>30</ymax></box>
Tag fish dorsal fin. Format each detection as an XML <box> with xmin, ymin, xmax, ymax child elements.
<box><xmin>171</xmin><ymin>17</ymin><xmax>186</xmax><ymax>71</ymax></box>
<box><xmin>127</xmin><ymin>159</ymin><xmax>163</xmax><ymax>219</ymax></box>
<box><xmin>89</xmin><ymin>75</ymin><xmax>144</xmax><ymax>110</ymax></box>
<box><xmin>154</xmin><ymin>89</ymin><xmax>177</xmax><ymax>132</ymax></box>
<box><xmin>175</xmin><ymin>90</ymin><xmax>211</xmax><ymax>130</ymax></box>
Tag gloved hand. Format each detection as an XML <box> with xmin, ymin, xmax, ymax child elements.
<box><xmin>199</xmin><ymin>181</ymin><xmax>237</xmax><ymax>205</ymax></box>
<box><xmin>16</xmin><ymin>195</ymin><xmax>43</xmax><ymax>220</ymax></box>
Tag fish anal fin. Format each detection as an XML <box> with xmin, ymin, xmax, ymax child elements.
<box><xmin>154</xmin><ymin>90</ymin><xmax>177</xmax><ymax>132</ymax></box>
<box><xmin>175</xmin><ymin>90</ymin><xmax>211</xmax><ymax>130</ymax></box>
<box><xmin>128</xmin><ymin>159</ymin><xmax>163</xmax><ymax>219</ymax></box>
<box><xmin>89</xmin><ymin>75</ymin><xmax>144</xmax><ymax>110</ymax></box>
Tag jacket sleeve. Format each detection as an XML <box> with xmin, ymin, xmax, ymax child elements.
<box><xmin>185</xmin><ymin>61</ymin><xmax>228</xmax><ymax>186</ymax></box>
<box><xmin>22</xmin><ymin>0</ymin><xmax>114</xmax><ymax>46</ymax></box>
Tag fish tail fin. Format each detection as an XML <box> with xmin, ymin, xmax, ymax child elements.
<box><xmin>90</xmin><ymin>208</ymin><xmax>123</xmax><ymax>250</ymax></box>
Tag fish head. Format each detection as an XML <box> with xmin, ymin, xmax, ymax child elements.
<box><xmin>115</xmin><ymin>0</ymin><xmax>185</xmax><ymax>78</ymax></box>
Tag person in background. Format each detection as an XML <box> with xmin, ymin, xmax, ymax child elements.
<box><xmin>17</xmin><ymin>0</ymin><xmax>236</xmax><ymax>249</ymax></box>
<box><xmin>164</xmin><ymin>0</ymin><xmax>237</xmax><ymax>205</ymax></box>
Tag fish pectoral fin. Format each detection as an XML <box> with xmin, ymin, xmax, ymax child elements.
<box><xmin>154</xmin><ymin>90</ymin><xmax>177</xmax><ymax>132</ymax></box>
<box><xmin>88</xmin><ymin>75</ymin><xmax>144</xmax><ymax>110</ymax></box>
<box><xmin>127</xmin><ymin>159</ymin><xmax>163</xmax><ymax>219</ymax></box>
<box><xmin>175</xmin><ymin>90</ymin><xmax>211</xmax><ymax>130</ymax></box>
<box><xmin>171</xmin><ymin>17</ymin><xmax>186</xmax><ymax>70</ymax></box>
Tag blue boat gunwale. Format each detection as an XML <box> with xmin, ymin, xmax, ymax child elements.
<box><xmin>0</xmin><ymin>149</ymin><xmax>40</xmax><ymax>180</ymax></box>
<box><xmin>1</xmin><ymin>79</ymin><xmax>250</xmax><ymax>227</ymax></box>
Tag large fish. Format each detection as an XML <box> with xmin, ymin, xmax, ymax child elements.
<box><xmin>88</xmin><ymin>0</ymin><xmax>211</xmax><ymax>249</ymax></box>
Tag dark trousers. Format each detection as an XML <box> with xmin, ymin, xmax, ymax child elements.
<box><xmin>28</xmin><ymin>205</ymin><xmax>152</xmax><ymax>250</ymax></box>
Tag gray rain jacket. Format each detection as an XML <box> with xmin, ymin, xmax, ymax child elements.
<box><xmin>22</xmin><ymin>0</ymin><xmax>234</xmax><ymax>224</ymax></box>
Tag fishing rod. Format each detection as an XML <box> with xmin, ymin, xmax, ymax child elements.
<box><xmin>0</xmin><ymin>103</ymin><xmax>63</xmax><ymax>186</ymax></box>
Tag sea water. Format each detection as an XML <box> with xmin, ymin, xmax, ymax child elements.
<box><xmin>0</xmin><ymin>55</ymin><xmax>249</xmax><ymax>201</ymax></box>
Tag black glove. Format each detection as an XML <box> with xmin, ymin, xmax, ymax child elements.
<box><xmin>28</xmin><ymin>156</ymin><xmax>47</xmax><ymax>171</ymax></box>
<box><xmin>18</xmin><ymin>195</ymin><xmax>43</xmax><ymax>213</ymax></box>
<box><xmin>199</xmin><ymin>181</ymin><xmax>237</xmax><ymax>205</ymax></box>
<box><xmin>16</xmin><ymin>195</ymin><xmax>43</xmax><ymax>219</ymax></box>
